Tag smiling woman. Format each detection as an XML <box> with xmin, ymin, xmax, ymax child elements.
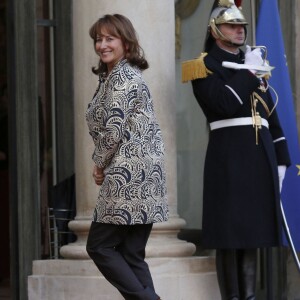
<box><xmin>89</xmin><ymin>14</ymin><xmax>148</xmax><ymax>75</ymax></box>
<box><xmin>85</xmin><ymin>14</ymin><xmax>168</xmax><ymax>300</ymax></box>
<box><xmin>94</xmin><ymin>31</ymin><xmax>125</xmax><ymax>73</ymax></box>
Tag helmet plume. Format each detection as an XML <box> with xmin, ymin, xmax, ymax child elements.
<box><xmin>218</xmin><ymin>0</ymin><xmax>242</xmax><ymax>8</ymax></box>
<box><xmin>235</xmin><ymin>0</ymin><xmax>242</xmax><ymax>8</ymax></box>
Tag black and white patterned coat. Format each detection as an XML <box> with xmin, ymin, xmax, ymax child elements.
<box><xmin>86</xmin><ymin>59</ymin><xmax>168</xmax><ymax>225</ymax></box>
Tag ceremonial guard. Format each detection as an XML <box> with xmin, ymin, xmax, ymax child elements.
<box><xmin>182</xmin><ymin>1</ymin><xmax>291</xmax><ymax>299</ymax></box>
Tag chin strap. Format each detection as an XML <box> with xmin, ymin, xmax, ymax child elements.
<box><xmin>211</xmin><ymin>19</ymin><xmax>247</xmax><ymax>47</ymax></box>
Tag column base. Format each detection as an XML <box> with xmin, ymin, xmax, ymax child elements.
<box><xmin>28</xmin><ymin>257</ymin><xmax>220</xmax><ymax>300</ymax></box>
<box><xmin>60</xmin><ymin>216</ymin><xmax>196</xmax><ymax>259</ymax></box>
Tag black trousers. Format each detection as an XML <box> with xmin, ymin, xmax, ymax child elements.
<box><xmin>86</xmin><ymin>221</ymin><xmax>159</xmax><ymax>300</ymax></box>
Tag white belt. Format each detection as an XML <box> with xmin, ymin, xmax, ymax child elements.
<box><xmin>210</xmin><ymin>117</ymin><xmax>269</xmax><ymax>131</ymax></box>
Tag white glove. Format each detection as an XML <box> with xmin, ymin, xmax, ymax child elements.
<box><xmin>259</xmin><ymin>59</ymin><xmax>271</xmax><ymax>78</ymax></box>
<box><xmin>244</xmin><ymin>45</ymin><xmax>264</xmax><ymax>74</ymax></box>
<box><xmin>278</xmin><ymin>165</ymin><xmax>287</xmax><ymax>192</ymax></box>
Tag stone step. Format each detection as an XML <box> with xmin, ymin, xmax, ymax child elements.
<box><xmin>28</xmin><ymin>256</ymin><xmax>221</xmax><ymax>300</ymax></box>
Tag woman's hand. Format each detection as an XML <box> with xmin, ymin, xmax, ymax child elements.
<box><xmin>93</xmin><ymin>165</ymin><xmax>105</xmax><ymax>185</ymax></box>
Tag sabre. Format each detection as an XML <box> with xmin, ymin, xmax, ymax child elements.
<box><xmin>254</xmin><ymin>0</ymin><xmax>300</xmax><ymax>273</ymax></box>
<box><xmin>280</xmin><ymin>200</ymin><xmax>300</xmax><ymax>273</ymax></box>
<box><xmin>251</xmin><ymin>0</ymin><xmax>300</xmax><ymax>274</ymax></box>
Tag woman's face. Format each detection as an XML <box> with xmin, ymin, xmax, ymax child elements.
<box><xmin>95</xmin><ymin>27</ymin><xmax>126</xmax><ymax>73</ymax></box>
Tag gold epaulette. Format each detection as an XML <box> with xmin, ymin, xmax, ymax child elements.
<box><xmin>181</xmin><ymin>52</ymin><xmax>212</xmax><ymax>83</ymax></box>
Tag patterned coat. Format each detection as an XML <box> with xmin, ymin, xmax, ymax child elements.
<box><xmin>191</xmin><ymin>45</ymin><xmax>291</xmax><ymax>249</ymax></box>
<box><xmin>86</xmin><ymin>59</ymin><xmax>168</xmax><ymax>225</ymax></box>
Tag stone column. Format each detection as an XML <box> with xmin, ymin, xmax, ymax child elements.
<box><xmin>60</xmin><ymin>0</ymin><xmax>195</xmax><ymax>259</ymax></box>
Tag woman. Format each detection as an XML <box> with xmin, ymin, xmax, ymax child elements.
<box><xmin>182</xmin><ymin>1</ymin><xmax>290</xmax><ymax>299</ymax></box>
<box><xmin>85</xmin><ymin>14</ymin><xmax>168</xmax><ymax>300</ymax></box>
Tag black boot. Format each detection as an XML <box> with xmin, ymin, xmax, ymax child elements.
<box><xmin>236</xmin><ymin>249</ymin><xmax>257</xmax><ymax>300</ymax></box>
<box><xmin>216</xmin><ymin>249</ymin><xmax>240</xmax><ymax>300</ymax></box>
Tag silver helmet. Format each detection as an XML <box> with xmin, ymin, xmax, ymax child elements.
<box><xmin>209</xmin><ymin>0</ymin><xmax>248</xmax><ymax>43</ymax></box>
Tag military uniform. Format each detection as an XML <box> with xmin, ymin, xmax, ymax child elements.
<box><xmin>187</xmin><ymin>44</ymin><xmax>291</xmax><ymax>249</ymax></box>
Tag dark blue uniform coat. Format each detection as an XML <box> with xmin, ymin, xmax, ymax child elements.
<box><xmin>192</xmin><ymin>44</ymin><xmax>291</xmax><ymax>249</ymax></box>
